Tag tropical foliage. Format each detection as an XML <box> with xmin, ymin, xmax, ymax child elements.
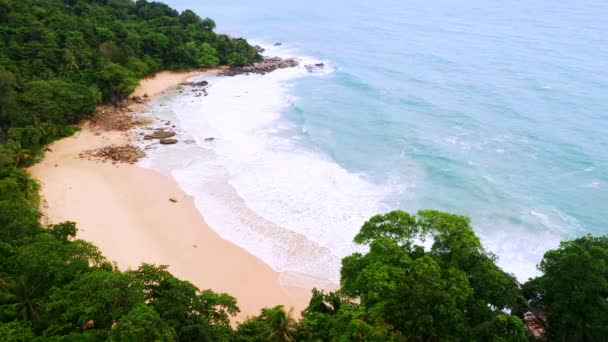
<box><xmin>0</xmin><ymin>0</ymin><xmax>606</xmax><ymax>341</ymax></box>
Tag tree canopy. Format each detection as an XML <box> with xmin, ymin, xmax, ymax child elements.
<box><xmin>523</xmin><ymin>235</ymin><xmax>608</xmax><ymax>340</ymax></box>
<box><xmin>0</xmin><ymin>1</ymin><xmax>605</xmax><ymax>341</ymax></box>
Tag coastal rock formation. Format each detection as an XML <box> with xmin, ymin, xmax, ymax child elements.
<box><xmin>187</xmin><ymin>80</ymin><xmax>209</xmax><ymax>87</ymax></box>
<box><xmin>143</xmin><ymin>130</ymin><xmax>176</xmax><ymax>140</ymax></box>
<box><xmin>90</xmin><ymin>103</ymin><xmax>150</xmax><ymax>131</ymax></box>
<box><xmin>160</xmin><ymin>138</ymin><xmax>178</xmax><ymax>145</ymax></box>
<box><xmin>79</xmin><ymin>145</ymin><xmax>145</xmax><ymax>164</ymax></box>
<box><xmin>255</xmin><ymin>45</ymin><xmax>265</xmax><ymax>53</ymax></box>
<box><xmin>222</xmin><ymin>57</ymin><xmax>299</xmax><ymax>76</ymax></box>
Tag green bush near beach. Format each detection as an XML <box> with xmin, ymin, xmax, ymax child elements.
<box><xmin>1</xmin><ymin>1</ymin><xmax>607</xmax><ymax>341</ymax></box>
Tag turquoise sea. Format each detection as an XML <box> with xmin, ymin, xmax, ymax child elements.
<box><xmin>153</xmin><ymin>0</ymin><xmax>608</xmax><ymax>281</ymax></box>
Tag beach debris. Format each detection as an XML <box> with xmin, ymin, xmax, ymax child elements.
<box><xmin>79</xmin><ymin>145</ymin><xmax>145</xmax><ymax>164</ymax></box>
<box><xmin>143</xmin><ymin>130</ymin><xmax>176</xmax><ymax>140</ymax></box>
<box><xmin>193</xmin><ymin>244</ymin><xmax>197</xmax><ymax>248</ymax></box>
<box><xmin>204</xmin><ymin>137</ymin><xmax>215</xmax><ymax>142</ymax></box>
<box><xmin>222</xmin><ymin>57</ymin><xmax>299</xmax><ymax>76</ymax></box>
<box><xmin>159</xmin><ymin>138</ymin><xmax>178</xmax><ymax>145</ymax></box>
<box><xmin>169</xmin><ymin>198</ymin><xmax>178</xmax><ymax>203</ymax></box>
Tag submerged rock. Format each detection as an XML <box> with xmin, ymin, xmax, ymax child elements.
<box><xmin>305</xmin><ymin>62</ymin><xmax>325</xmax><ymax>72</ymax></box>
<box><xmin>160</xmin><ymin>138</ymin><xmax>178</xmax><ymax>145</ymax></box>
<box><xmin>204</xmin><ymin>137</ymin><xmax>215</xmax><ymax>142</ymax></box>
<box><xmin>143</xmin><ymin>130</ymin><xmax>175</xmax><ymax>140</ymax></box>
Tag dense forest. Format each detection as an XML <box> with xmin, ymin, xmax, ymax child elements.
<box><xmin>1</xmin><ymin>0</ymin><xmax>607</xmax><ymax>341</ymax></box>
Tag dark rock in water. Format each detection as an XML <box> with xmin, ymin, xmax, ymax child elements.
<box><xmin>184</xmin><ymin>139</ymin><xmax>196</xmax><ymax>144</ymax></box>
<box><xmin>222</xmin><ymin>57</ymin><xmax>299</xmax><ymax>76</ymax></box>
<box><xmin>143</xmin><ymin>131</ymin><xmax>176</xmax><ymax>140</ymax></box>
<box><xmin>160</xmin><ymin>138</ymin><xmax>178</xmax><ymax>145</ymax></box>
<box><xmin>204</xmin><ymin>137</ymin><xmax>215</xmax><ymax>142</ymax></box>
<box><xmin>255</xmin><ymin>45</ymin><xmax>265</xmax><ymax>53</ymax></box>
<box><xmin>274</xmin><ymin>42</ymin><xmax>282</xmax><ymax>46</ymax></box>
<box><xmin>305</xmin><ymin>63</ymin><xmax>325</xmax><ymax>72</ymax></box>
<box><xmin>189</xmin><ymin>80</ymin><xmax>209</xmax><ymax>87</ymax></box>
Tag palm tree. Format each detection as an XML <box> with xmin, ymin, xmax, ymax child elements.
<box><xmin>36</xmin><ymin>122</ymin><xmax>58</xmax><ymax>151</ymax></box>
<box><xmin>0</xmin><ymin>275</ymin><xmax>42</xmax><ymax>323</ymax></box>
<box><xmin>264</xmin><ymin>306</ymin><xmax>297</xmax><ymax>342</ymax></box>
<box><xmin>4</xmin><ymin>140</ymin><xmax>32</xmax><ymax>167</ymax></box>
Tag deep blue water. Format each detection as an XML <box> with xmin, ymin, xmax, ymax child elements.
<box><xmin>164</xmin><ymin>0</ymin><xmax>608</xmax><ymax>279</ymax></box>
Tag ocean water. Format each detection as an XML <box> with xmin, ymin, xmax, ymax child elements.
<box><xmin>142</xmin><ymin>0</ymin><xmax>608</xmax><ymax>282</ymax></box>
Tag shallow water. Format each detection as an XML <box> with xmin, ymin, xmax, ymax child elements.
<box><xmin>146</xmin><ymin>0</ymin><xmax>608</xmax><ymax>281</ymax></box>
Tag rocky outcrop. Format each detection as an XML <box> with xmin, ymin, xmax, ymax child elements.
<box><xmin>79</xmin><ymin>145</ymin><xmax>145</xmax><ymax>164</ymax></box>
<box><xmin>187</xmin><ymin>80</ymin><xmax>209</xmax><ymax>87</ymax></box>
<box><xmin>222</xmin><ymin>57</ymin><xmax>299</xmax><ymax>76</ymax></box>
<box><xmin>159</xmin><ymin>138</ymin><xmax>178</xmax><ymax>145</ymax></box>
<box><xmin>143</xmin><ymin>130</ymin><xmax>176</xmax><ymax>140</ymax></box>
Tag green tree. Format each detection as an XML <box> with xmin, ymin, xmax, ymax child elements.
<box><xmin>235</xmin><ymin>306</ymin><xmax>297</xmax><ymax>342</ymax></box>
<box><xmin>336</xmin><ymin>210</ymin><xmax>527</xmax><ymax>341</ymax></box>
<box><xmin>0</xmin><ymin>69</ymin><xmax>17</xmax><ymax>130</ymax></box>
<box><xmin>0</xmin><ymin>321</ymin><xmax>35</xmax><ymax>341</ymax></box>
<box><xmin>0</xmin><ymin>275</ymin><xmax>44</xmax><ymax>324</ymax></box>
<box><xmin>129</xmin><ymin>264</ymin><xmax>238</xmax><ymax>341</ymax></box>
<box><xmin>523</xmin><ymin>235</ymin><xmax>608</xmax><ymax>340</ymax></box>
<box><xmin>197</xmin><ymin>43</ymin><xmax>220</xmax><ymax>67</ymax></box>
<box><xmin>44</xmin><ymin>269</ymin><xmax>144</xmax><ymax>335</ymax></box>
<box><xmin>98</xmin><ymin>63</ymin><xmax>139</xmax><ymax>102</ymax></box>
<box><xmin>108</xmin><ymin>304</ymin><xmax>176</xmax><ymax>342</ymax></box>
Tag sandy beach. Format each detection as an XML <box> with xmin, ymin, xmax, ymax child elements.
<box><xmin>27</xmin><ymin>70</ymin><xmax>313</xmax><ymax>321</ymax></box>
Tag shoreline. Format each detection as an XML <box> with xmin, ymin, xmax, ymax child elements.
<box><xmin>27</xmin><ymin>69</ymin><xmax>322</xmax><ymax>320</ymax></box>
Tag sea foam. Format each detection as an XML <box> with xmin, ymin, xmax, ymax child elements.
<box><xmin>138</xmin><ymin>44</ymin><xmax>389</xmax><ymax>282</ymax></box>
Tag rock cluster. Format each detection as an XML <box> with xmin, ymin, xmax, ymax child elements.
<box><xmin>159</xmin><ymin>138</ymin><xmax>178</xmax><ymax>145</ymax></box>
<box><xmin>80</xmin><ymin>145</ymin><xmax>145</xmax><ymax>164</ymax></box>
<box><xmin>143</xmin><ymin>129</ymin><xmax>176</xmax><ymax>140</ymax></box>
<box><xmin>90</xmin><ymin>104</ymin><xmax>149</xmax><ymax>131</ymax></box>
<box><xmin>181</xmin><ymin>80</ymin><xmax>209</xmax><ymax>97</ymax></box>
<box><xmin>222</xmin><ymin>57</ymin><xmax>299</xmax><ymax>76</ymax></box>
